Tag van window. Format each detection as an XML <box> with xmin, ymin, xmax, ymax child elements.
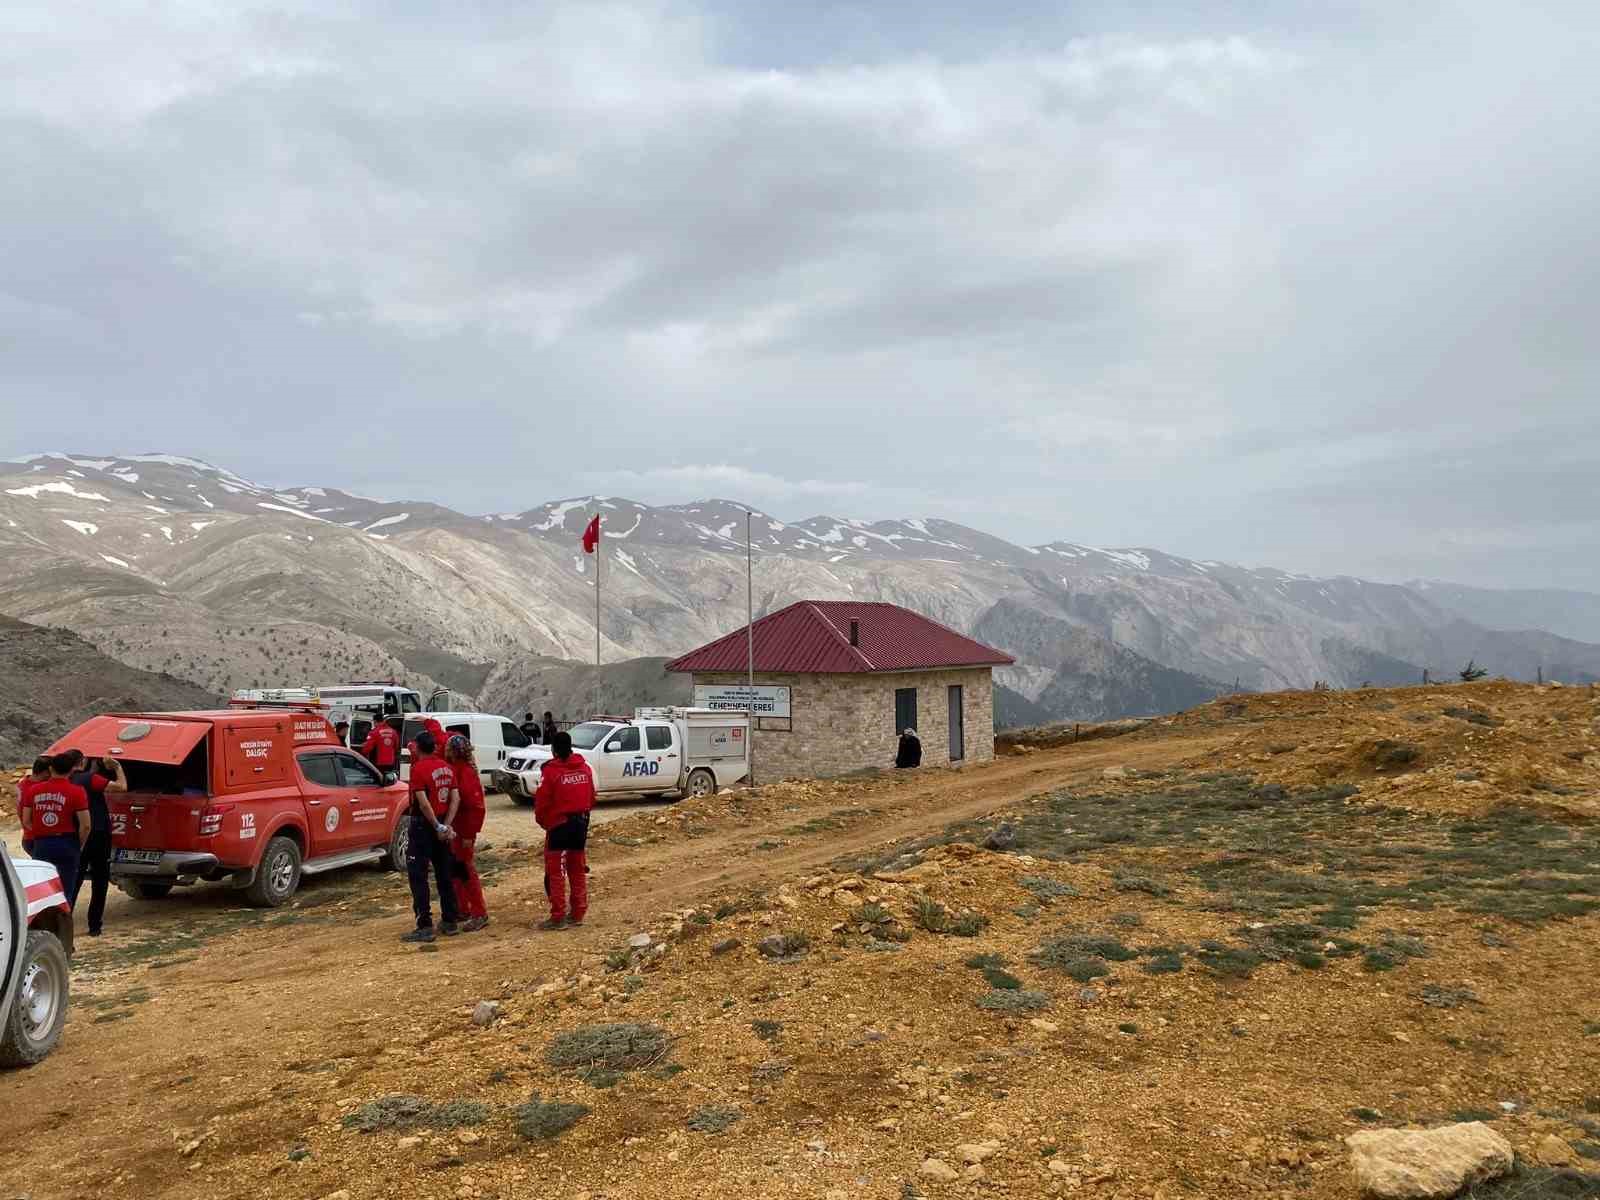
<box><xmin>334</xmin><ymin>753</ymin><xmax>381</xmax><ymax>788</ymax></box>
<box><xmin>400</xmin><ymin>693</ymin><xmax>421</xmax><ymax>713</ymax></box>
<box><xmin>298</xmin><ymin>752</ymin><xmax>340</xmax><ymax>787</ymax></box>
<box><xmin>646</xmin><ymin>725</ymin><xmax>673</xmax><ymax>750</ymax></box>
<box><xmin>502</xmin><ymin>722</ymin><xmax>530</xmax><ymax>748</ymax></box>
<box><xmin>605</xmin><ymin>727</ymin><xmax>641</xmax><ymax>753</ymax></box>
<box><xmin>446</xmin><ymin>723</ymin><xmax>471</xmax><ymax>739</ymax></box>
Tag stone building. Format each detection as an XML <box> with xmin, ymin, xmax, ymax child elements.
<box><xmin>666</xmin><ymin>600</ymin><xmax>1013</xmax><ymax>783</ymax></box>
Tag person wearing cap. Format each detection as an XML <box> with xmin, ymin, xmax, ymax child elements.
<box><xmin>400</xmin><ymin>731</ymin><xmax>461</xmax><ymax>944</ymax></box>
<box><xmin>444</xmin><ymin>734</ymin><xmax>489</xmax><ymax>931</ymax></box>
<box><xmin>533</xmin><ymin>730</ymin><xmax>596</xmax><ymax>929</ymax></box>
<box><xmin>68</xmin><ymin>750</ymin><xmax>127</xmax><ymax>936</ymax></box>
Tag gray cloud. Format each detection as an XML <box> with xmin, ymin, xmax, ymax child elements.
<box><xmin>1</xmin><ymin>1</ymin><xmax>1596</xmax><ymax>588</ymax></box>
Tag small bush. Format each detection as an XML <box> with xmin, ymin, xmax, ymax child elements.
<box><xmin>913</xmin><ymin>896</ymin><xmax>949</xmax><ymax>933</ymax></box>
<box><xmin>751</xmin><ymin>1020</ymin><xmax>782</xmax><ymax>1043</ymax></box>
<box><xmin>1113</xmin><ymin>872</ymin><xmax>1173</xmax><ymax>898</ymax></box>
<box><xmin>949</xmin><ymin>912</ymin><xmax>989</xmax><ymax>937</ymax></box>
<box><xmin>976</xmin><ymin>989</ymin><xmax>1051</xmax><ymax>1013</ymax></box>
<box><xmin>1142</xmin><ymin>950</ymin><xmax>1184</xmax><ymax>975</ymax></box>
<box><xmin>546</xmin><ymin>1023</ymin><xmax>669</xmax><ymax>1072</ymax></box>
<box><xmin>1196</xmin><ymin>946</ymin><xmax>1264</xmax><ymax>978</ymax></box>
<box><xmin>855</xmin><ymin>903</ymin><xmax>893</xmax><ymax>926</ymax></box>
<box><xmin>513</xmin><ymin>1093</ymin><xmax>589</xmax><ymax>1140</ymax></box>
<box><xmin>1110</xmin><ymin>911</ymin><xmax>1144</xmax><ymax>928</ymax></box>
<box><xmin>687</xmin><ymin>1105</ymin><xmax>742</xmax><ymax>1133</ymax></box>
<box><xmin>965</xmin><ymin>953</ymin><xmax>1008</xmax><ymax>970</ymax></box>
<box><xmin>1033</xmin><ymin>932</ymin><xmax>1137</xmax><ymax>967</ymax></box>
<box><xmin>1117</xmin><ymin>1022</ymin><xmax>1138</xmax><ymax>1035</ymax></box>
<box><xmin>1020</xmin><ymin>876</ymin><xmax>1078</xmax><ymax>903</ymax></box>
<box><xmin>342</xmin><ymin>1095</ymin><xmax>490</xmax><ymax>1133</ymax></box>
<box><xmin>982</xmin><ymin>968</ymin><xmax>1023</xmax><ymax>990</ymax></box>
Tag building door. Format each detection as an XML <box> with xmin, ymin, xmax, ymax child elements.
<box><xmin>947</xmin><ymin>685</ymin><xmax>965</xmax><ymax>762</ymax></box>
<box><xmin>894</xmin><ymin>687</ymin><xmax>918</xmax><ymax>734</ymax></box>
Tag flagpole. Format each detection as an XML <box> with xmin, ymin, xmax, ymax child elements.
<box><xmin>594</xmin><ymin>512</ymin><xmax>602</xmax><ymax>718</ymax></box>
<box><xmin>746</xmin><ymin>509</ymin><xmax>755</xmax><ymax>784</ymax></box>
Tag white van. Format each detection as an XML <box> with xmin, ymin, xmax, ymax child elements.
<box><xmin>393</xmin><ymin>712</ymin><xmax>532</xmax><ymax>791</ymax></box>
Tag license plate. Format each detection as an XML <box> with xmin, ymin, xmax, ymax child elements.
<box><xmin>114</xmin><ymin>848</ymin><xmax>164</xmax><ymax>865</ymax></box>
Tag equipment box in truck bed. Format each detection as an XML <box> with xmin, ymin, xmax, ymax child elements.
<box><xmin>47</xmin><ymin>709</ymin><xmax>410</xmax><ymax>907</ymax></box>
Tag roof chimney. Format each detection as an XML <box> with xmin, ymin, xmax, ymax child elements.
<box><xmin>849</xmin><ymin>618</ymin><xmax>859</xmax><ymax>647</ymax></box>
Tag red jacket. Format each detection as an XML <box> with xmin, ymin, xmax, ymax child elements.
<box><xmin>534</xmin><ymin>753</ymin><xmax>596</xmax><ymax>830</ymax></box>
<box><xmin>362</xmin><ymin>723</ymin><xmax>400</xmax><ymax>768</ymax></box>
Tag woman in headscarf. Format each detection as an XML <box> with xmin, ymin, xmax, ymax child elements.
<box><xmin>444</xmin><ymin>735</ymin><xmax>489</xmax><ymax>931</ymax></box>
<box><xmin>895</xmin><ymin>727</ymin><xmax>922</xmax><ymax>769</ymax></box>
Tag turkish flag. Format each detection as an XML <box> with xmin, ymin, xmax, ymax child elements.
<box><xmin>581</xmin><ymin>515</ymin><xmax>600</xmax><ymax>554</ymax></box>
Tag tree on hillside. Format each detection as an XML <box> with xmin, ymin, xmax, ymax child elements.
<box><xmin>1459</xmin><ymin>659</ymin><xmax>1488</xmax><ymax>682</ymax></box>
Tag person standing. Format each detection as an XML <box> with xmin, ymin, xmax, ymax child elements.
<box><xmin>16</xmin><ymin>756</ymin><xmax>50</xmax><ymax>856</ymax></box>
<box><xmin>69</xmin><ymin>752</ymin><xmax>127</xmax><ymax>935</ymax></box>
<box><xmin>519</xmin><ymin>712</ymin><xmax>541</xmax><ymax>743</ymax></box>
<box><xmin>895</xmin><ymin>727</ymin><xmax>922</xmax><ymax>768</ymax></box>
<box><xmin>444</xmin><ymin>735</ymin><xmax>489</xmax><ymax>931</ymax></box>
<box><xmin>534</xmin><ymin>730</ymin><xmax>595</xmax><ymax>930</ymax></box>
<box><xmin>541</xmin><ymin>711</ymin><xmax>558</xmax><ymax>746</ymax></box>
<box><xmin>361</xmin><ymin>717</ymin><xmax>401</xmax><ymax>783</ymax></box>
<box><xmin>20</xmin><ymin>753</ymin><xmax>91</xmax><ymax>906</ymax></box>
<box><xmin>400</xmin><ymin>732</ymin><xmax>461</xmax><ymax>944</ymax></box>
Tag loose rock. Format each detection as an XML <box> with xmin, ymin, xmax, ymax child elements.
<box><xmin>1530</xmin><ymin>1134</ymin><xmax>1580</xmax><ymax>1169</ymax></box>
<box><xmin>472</xmin><ymin>1000</ymin><xmax>500</xmax><ymax>1027</ymax></box>
<box><xmin>711</xmin><ymin>938</ymin><xmax>742</xmax><ymax>956</ymax></box>
<box><xmin>627</xmin><ymin>933</ymin><xmax>653</xmax><ymax>950</ymax></box>
<box><xmin>1346</xmin><ymin>1122</ymin><xmax>1513</xmax><ymax>1199</ymax></box>
<box><xmin>919</xmin><ymin>1158</ymin><xmax>960</xmax><ymax>1182</ymax></box>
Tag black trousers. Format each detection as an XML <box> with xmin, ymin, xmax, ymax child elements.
<box><xmin>406</xmin><ymin>815</ymin><xmax>461</xmax><ymax>929</ymax></box>
<box><xmin>70</xmin><ymin>829</ymin><xmax>112</xmax><ymax>932</ymax></box>
<box><xmin>32</xmin><ymin>835</ymin><xmax>81</xmax><ymax>912</ymax></box>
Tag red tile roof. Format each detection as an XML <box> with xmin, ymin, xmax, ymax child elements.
<box><xmin>665</xmin><ymin>601</ymin><xmax>1014</xmax><ymax>675</ymax></box>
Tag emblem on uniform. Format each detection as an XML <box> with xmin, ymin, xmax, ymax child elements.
<box><xmin>42</xmin><ymin>810</ymin><xmax>59</xmax><ymax>827</ymax></box>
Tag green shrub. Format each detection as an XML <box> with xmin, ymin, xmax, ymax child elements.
<box><xmin>513</xmin><ymin>1093</ymin><xmax>589</xmax><ymax>1140</ymax></box>
<box><xmin>976</xmin><ymin>989</ymin><xmax>1051</xmax><ymax>1012</ymax></box>
<box><xmin>342</xmin><ymin>1095</ymin><xmax>490</xmax><ymax>1133</ymax></box>
<box><xmin>687</xmin><ymin>1105</ymin><xmax>742</xmax><ymax>1133</ymax></box>
<box><xmin>546</xmin><ymin>1023</ymin><xmax>670</xmax><ymax>1072</ymax></box>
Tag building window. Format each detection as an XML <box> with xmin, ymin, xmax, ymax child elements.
<box><xmin>894</xmin><ymin>686</ymin><xmax>918</xmax><ymax>734</ymax></box>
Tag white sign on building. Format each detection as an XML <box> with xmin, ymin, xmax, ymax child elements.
<box><xmin>694</xmin><ymin>684</ymin><xmax>792</xmax><ymax>718</ymax></box>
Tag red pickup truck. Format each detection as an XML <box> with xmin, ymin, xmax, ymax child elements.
<box><xmin>47</xmin><ymin>709</ymin><xmax>410</xmax><ymax>907</ymax></box>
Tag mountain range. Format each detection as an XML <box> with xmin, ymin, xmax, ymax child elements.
<box><xmin>3</xmin><ymin>451</ymin><xmax>1598</xmax><ymax>729</ymax></box>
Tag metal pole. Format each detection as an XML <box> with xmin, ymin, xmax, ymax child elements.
<box><xmin>594</xmin><ymin>512</ymin><xmax>602</xmax><ymax>718</ymax></box>
<box><xmin>746</xmin><ymin>509</ymin><xmax>755</xmax><ymax>784</ymax></box>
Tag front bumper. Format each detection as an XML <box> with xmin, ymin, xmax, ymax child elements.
<box><xmin>110</xmin><ymin>851</ymin><xmax>222</xmax><ymax>879</ymax></box>
<box><xmin>492</xmin><ymin>770</ymin><xmax>533</xmax><ymax>798</ymax></box>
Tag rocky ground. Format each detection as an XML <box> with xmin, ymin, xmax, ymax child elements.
<box><xmin>3</xmin><ymin>681</ymin><xmax>1599</xmax><ymax>1200</ymax></box>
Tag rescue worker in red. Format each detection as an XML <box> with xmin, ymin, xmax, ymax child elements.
<box><xmin>443</xmin><ymin>735</ymin><xmax>489</xmax><ymax>931</ymax></box>
<box><xmin>361</xmin><ymin>718</ymin><xmax>401</xmax><ymax>783</ymax></box>
<box><xmin>16</xmin><ymin>756</ymin><xmax>50</xmax><ymax>856</ymax></box>
<box><xmin>20</xmin><ymin>752</ymin><xmax>92</xmax><ymax>905</ymax></box>
<box><xmin>400</xmin><ymin>731</ymin><xmax>461</xmax><ymax>944</ymax></box>
<box><xmin>406</xmin><ymin>717</ymin><xmax>449</xmax><ymax>763</ymax></box>
<box><xmin>534</xmin><ymin>730</ymin><xmax>596</xmax><ymax>929</ymax></box>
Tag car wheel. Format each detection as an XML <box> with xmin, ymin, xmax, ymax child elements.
<box><xmin>380</xmin><ymin>815</ymin><xmax>409</xmax><ymax>871</ymax></box>
<box><xmin>244</xmin><ymin>835</ymin><xmax>302</xmax><ymax>907</ymax></box>
<box><xmin>122</xmin><ymin>881</ymin><xmax>174</xmax><ymax>900</ymax></box>
<box><xmin>0</xmin><ymin>930</ymin><xmax>70</xmax><ymax>1067</ymax></box>
<box><xmin>687</xmin><ymin>769</ymin><xmax>717</xmax><ymax>799</ymax></box>
<box><xmin>508</xmin><ymin>789</ymin><xmax>534</xmax><ymax>808</ymax></box>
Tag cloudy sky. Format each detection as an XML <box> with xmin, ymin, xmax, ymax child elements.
<box><xmin>3</xmin><ymin>2</ymin><xmax>1596</xmax><ymax>588</ymax></box>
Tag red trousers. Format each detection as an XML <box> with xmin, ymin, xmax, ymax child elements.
<box><xmin>543</xmin><ymin>849</ymin><xmax>588</xmax><ymax>921</ymax></box>
<box><xmin>451</xmin><ymin>837</ymin><xmax>487</xmax><ymax>920</ymax></box>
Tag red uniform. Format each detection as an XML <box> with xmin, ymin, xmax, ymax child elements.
<box><xmin>410</xmin><ymin>754</ymin><xmax>455</xmax><ymax>820</ymax></box>
<box><xmin>16</xmin><ymin>777</ymin><xmax>43</xmax><ymax>840</ymax></box>
<box><xmin>406</xmin><ymin>719</ymin><xmax>449</xmax><ymax>764</ymax></box>
<box><xmin>534</xmin><ymin>753</ymin><xmax>596</xmax><ymax>923</ymax></box>
<box><xmin>24</xmin><ymin>778</ymin><xmax>88</xmax><ymax>840</ymax></box>
<box><xmin>362</xmin><ymin>723</ymin><xmax>400</xmax><ymax>769</ymax></box>
<box><xmin>448</xmin><ymin>758</ymin><xmax>488</xmax><ymax>920</ymax></box>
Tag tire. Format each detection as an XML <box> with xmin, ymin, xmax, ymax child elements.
<box><xmin>122</xmin><ymin>881</ymin><xmax>173</xmax><ymax>901</ymax></box>
<box><xmin>0</xmin><ymin>930</ymin><xmax>69</xmax><ymax>1067</ymax></box>
<box><xmin>244</xmin><ymin>835</ymin><xmax>302</xmax><ymax>907</ymax></box>
<box><xmin>379</xmin><ymin>815</ymin><xmax>409</xmax><ymax>871</ymax></box>
<box><xmin>686</xmin><ymin>769</ymin><xmax>717</xmax><ymax>799</ymax></box>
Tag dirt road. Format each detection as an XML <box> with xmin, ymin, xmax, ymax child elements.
<box><xmin>2</xmin><ymin>730</ymin><xmax>1222</xmax><ymax>1200</ymax></box>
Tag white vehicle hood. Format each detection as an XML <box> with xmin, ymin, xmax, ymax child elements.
<box><xmin>5</xmin><ymin>849</ymin><xmax>69</xmax><ymax>919</ymax></box>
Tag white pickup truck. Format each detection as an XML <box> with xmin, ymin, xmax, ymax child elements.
<box><xmin>2</xmin><ymin>844</ymin><xmax>73</xmax><ymax>1067</ymax></box>
<box><xmin>494</xmin><ymin>707</ymin><xmax>751</xmax><ymax>803</ymax></box>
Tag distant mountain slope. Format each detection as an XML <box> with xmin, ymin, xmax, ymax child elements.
<box><xmin>3</xmin><ymin>452</ymin><xmax>1598</xmax><ymax>732</ymax></box>
<box><xmin>0</xmin><ymin>615</ymin><xmax>221</xmax><ymax>766</ymax></box>
<box><xmin>1410</xmin><ymin>580</ymin><xmax>1600</xmax><ymax>645</ymax></box>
